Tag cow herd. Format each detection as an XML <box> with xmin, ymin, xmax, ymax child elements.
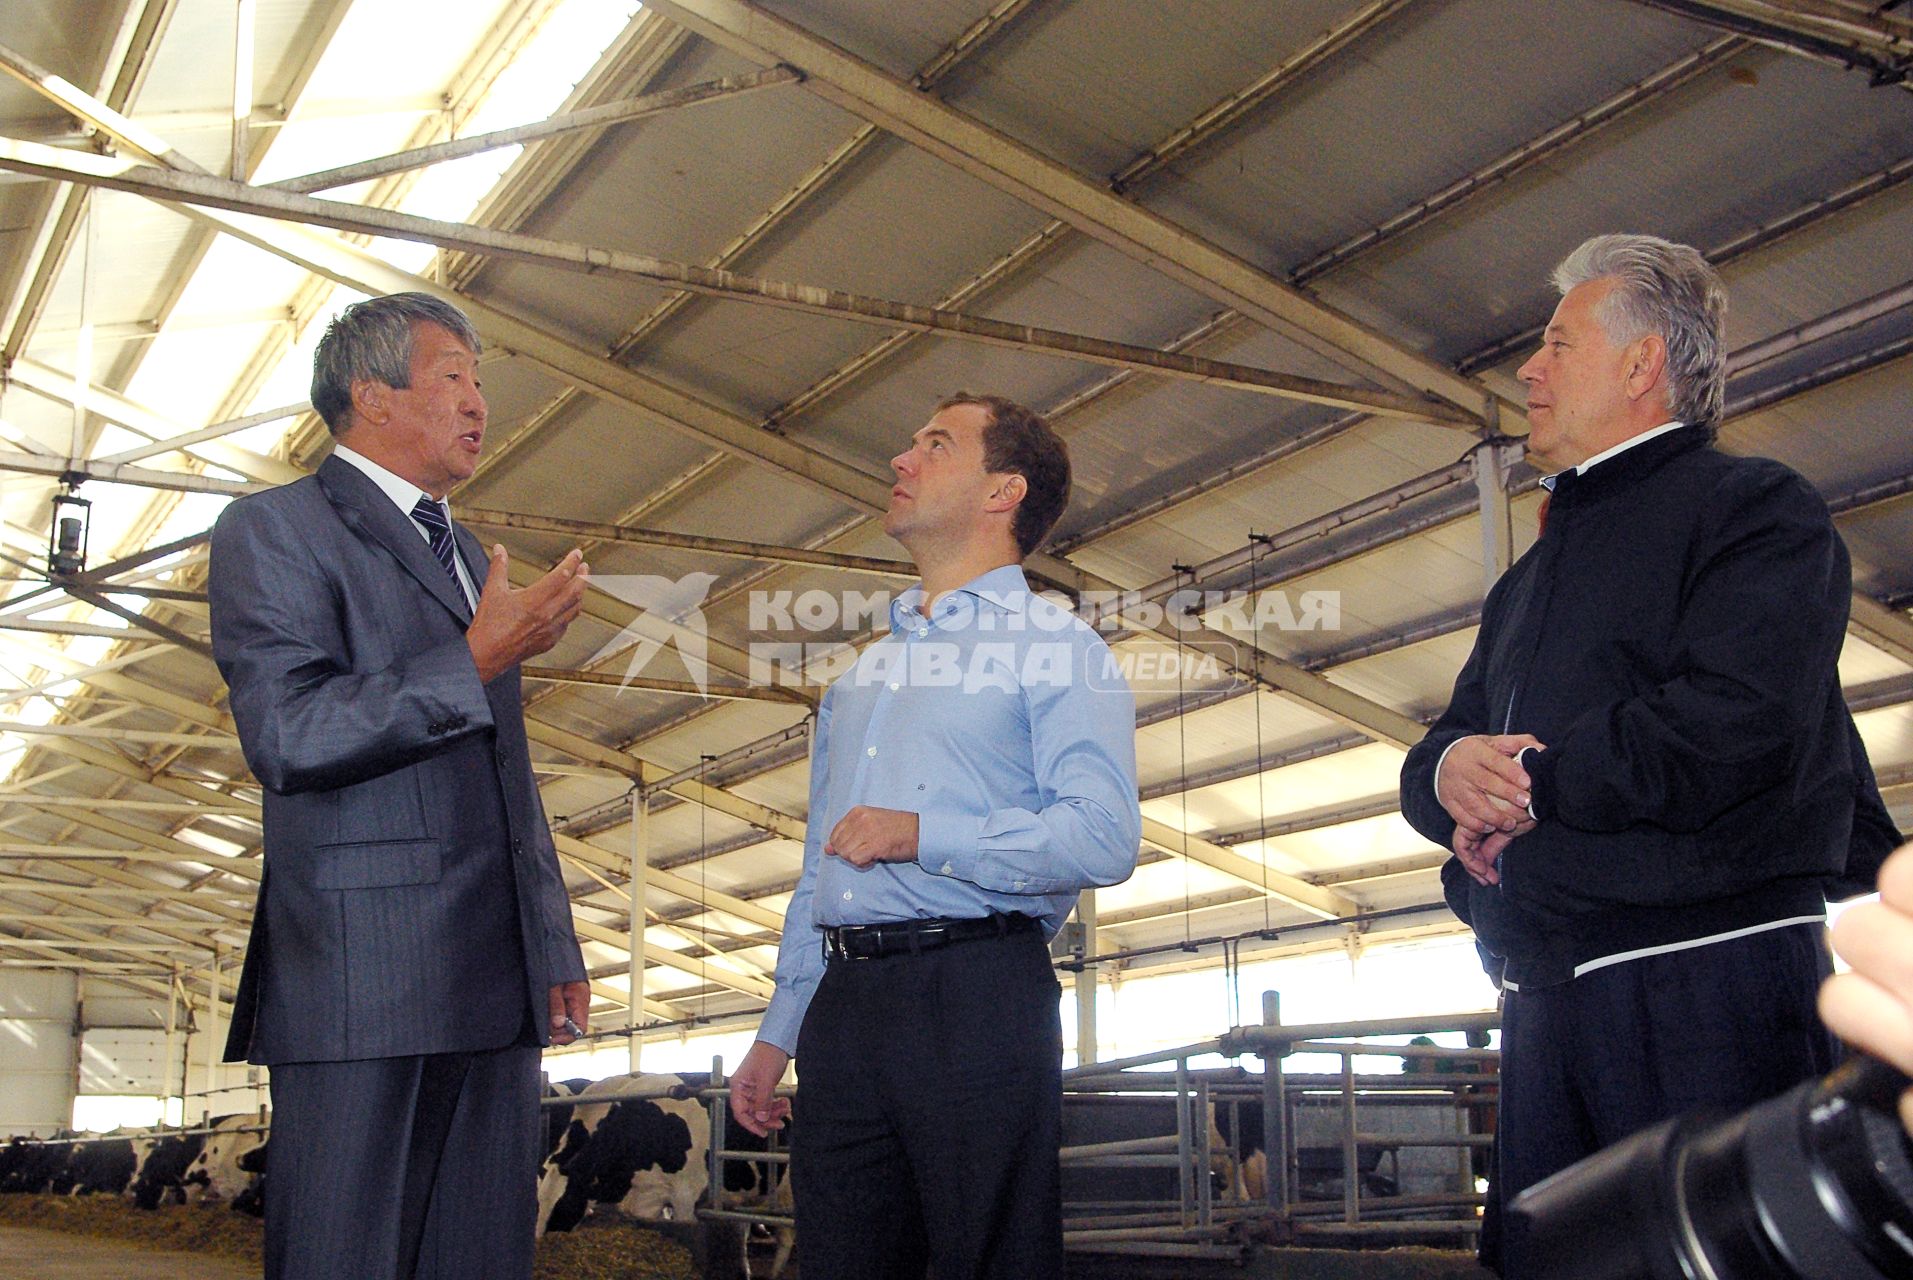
<box><xmin>0</xmin><ymin>1071</ymin><xmax>795</xmax><ymax>1272</ymax></box>
<box><xmin>0</xmin><ymin>1113</ymin><xmax>269</xmax><ymax>1212</ymax></box>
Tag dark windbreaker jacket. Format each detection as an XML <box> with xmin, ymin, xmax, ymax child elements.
<box><xmin>1400</xmin><ymin>427</ymin><xmax>1858</xmax><ymax>986</ymax></box>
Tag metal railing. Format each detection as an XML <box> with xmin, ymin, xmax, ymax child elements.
<box><xmin>686</xmin><ymin>996</ymin><xmax>1499</xmax><ymax>1263</ymax></box>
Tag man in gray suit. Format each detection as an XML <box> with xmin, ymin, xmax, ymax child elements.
<box><xmin>210</xmin><ymin>293</ymin><xmax>592</xmax><ymax>1279</ymax></box>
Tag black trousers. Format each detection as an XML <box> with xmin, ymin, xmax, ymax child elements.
<box><xmin>1493</xmin><ymin>922</ymin><xmax>1836</xmax><ymax>1278</ymax></box>
<box><xmin>791</xmin><ymin>927</ymin><xmax>1064</xmax><ymax>1279</ymax></box>
<box><xmin>265</xmin><ymin>1043</ymin><xmax>543</xmax><ymax>1280</ymax></box>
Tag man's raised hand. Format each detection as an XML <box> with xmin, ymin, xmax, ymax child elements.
<box><xmin>467</xmin><ymin>545</ymin><xmax>589</xmax><ymax>683</ymax></box>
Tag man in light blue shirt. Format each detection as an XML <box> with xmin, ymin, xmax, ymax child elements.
<box><xmin>729</xmin><ymin>392</ymin><xmax>1141</xmax><ymax>1278</ymax></box>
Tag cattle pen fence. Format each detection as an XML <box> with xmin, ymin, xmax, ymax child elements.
<box><xmin>8</xmin><ymin>999</ymin><xmax>1498</xmax><ymax>1268</ymax></box>
<box><xmin>684</xmin><ymin>995</ymin><xmax>1500</xmax><ymax>1265</ymax></box>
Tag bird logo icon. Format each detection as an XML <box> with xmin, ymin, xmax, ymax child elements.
<box><xmin>582</xmin><ymin>572</ymin><xmax>719</xmax><ymax>695</ymax></box>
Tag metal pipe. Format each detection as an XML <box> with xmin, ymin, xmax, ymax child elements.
<box><xmin>162</xmin><ymin>965</ymin><xmax>179</xmax><ymax>1126</ymax></box>
<box><xmin>1058</xmin><ymin>1134</ymin><xmax>1187</xmax><ymax>1161</ymax></box>
<box><xmin>520</xmin><ymin>666</ymin><xmax>799</xmax><ymax>703</ymax></box>
<box><xmin>1174</xmin><ymin>1058</ymin><xmax>1193</xmax><ymax>1230</ymax></box>
<box><xmin>1262</xmin><ymin>990</ymin><xmax>1288</xmax><ymax>1214</ymax></box>
<box><xmin>1196</xmin><ymin>1075</ymin><xmax>1214</xmax><ymax>1230</ymax></box>
<box><xmin>456</xmin><ymin>505</ymin><xmax>915</xmax><ymax>576</ymax></box>
<box><xmin>1060</xmin><ymin>1039</ymin><xmax>1225</xmax><ymax>1080</ymax></box>
<box><xmin>629</xmin><ymin>792</ymin><xmax>647</xmax><ymax>1074</ymax></box>
<box><xmin>708</xmin><ymin>1054</ymin><xmax>725</xmax><ymax>1210</ymax></box>
<box><xmin>1224</xmin><ymin>1011</ymin><xmax>1501</xmax><ymax>1056</ymax></box>
<box><xmin>1354</xmin><ymin>1131</ymin><xmax>1495</xmax><ymax>1148</ymax></box>
<box><xmin>1292</xmin><ymin>1220</ymin><xmax>1481</xmax><ymax>1237</ymax></box>
<box><xmin>1340</xmin><ymin>1052</ymin><xmax>1358</xmax><ymax>1226</ymax></box>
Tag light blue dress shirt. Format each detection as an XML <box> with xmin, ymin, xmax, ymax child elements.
<box><xmin>757</xmin><ymin>564</ymin><xmax>1142</xmax><ymax>1055</ymax></box>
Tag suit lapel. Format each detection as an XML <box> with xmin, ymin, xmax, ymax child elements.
<box><xmin>318</xmin><ymin>455</ymin><xmax>473</xmax><ymax>624</ymax></box>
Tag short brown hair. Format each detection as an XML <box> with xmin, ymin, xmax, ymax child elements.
<box><xmin>937</xmin><ymin>392</ymin><xmax>1071</xmax><ymax>557</ymax></box>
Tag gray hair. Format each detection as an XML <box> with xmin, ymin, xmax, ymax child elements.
<box><xmin>1550</xmin><ymin>234</ymin><xmax>1727</xmax><ymax>431</ymax></box>
<box><xmin>310</xmin><ymin>293</ymin><xmax>482</xmax><ymax>434</ymax></box>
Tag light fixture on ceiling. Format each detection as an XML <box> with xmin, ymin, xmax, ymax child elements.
<box><xmin>48</xmin><ymin>488</ymin><xmax>91</xmax><ymax>578</ymax></box>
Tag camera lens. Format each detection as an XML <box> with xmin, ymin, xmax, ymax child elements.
<box><xmin>1513</xmin><ymin>1055</ymin><xmax>1913</xmax><ymax>1279</ymax></box>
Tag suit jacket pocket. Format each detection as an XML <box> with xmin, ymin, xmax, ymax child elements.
<box><xmin>312</xmin><ymin>838</ymin><xmax>441</xmax><ymax>889</ymax></box>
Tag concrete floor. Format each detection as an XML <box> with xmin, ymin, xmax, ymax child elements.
<box><xmin>0</xmin><ymin>1227</ymin><xmax>260</xmax><ymax>1280</ymax></box>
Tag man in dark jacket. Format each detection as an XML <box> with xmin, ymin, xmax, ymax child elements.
<box><xmin>1399</xmin><ymin>235</ymin><xmax>1853</xmax><ymax>1278</ymax></box>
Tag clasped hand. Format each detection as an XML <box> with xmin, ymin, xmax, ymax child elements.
<box><xmin>824</xmin><ymin>805</ymin><xmax>919</xmax><ymax>868</ymax></box>
<box><xmin>1439</xmin><ymin>734</ymin><xmax>1544</xmax><ymax>887</ymax></box>
<box><xmin>466</xmin><ymin>546</ymin><xmax>589</xmax><ymax>683</ymax></box>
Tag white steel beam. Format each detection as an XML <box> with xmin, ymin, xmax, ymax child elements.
<box><xmin>556</xmin><ymin>831</ymin><xmax>784</xmax><ymax>934</ymax></box>
<box><xmin>95</xmin><ymin>401</ymin><xmax>308</xmax><ymax>467</ymax></box>
<box><xmin>0</xmin><ymin>721</ymin><xmax>238</xmax><ymax>748</ymax></box>
<box><xmin>1139</xmin><ymin>816</ymin><xmax>1355</xmax><ymax>921</ymax></box>
<box><xmin>269</xmin><ymin>67</ymin><xmax>802</xmax><ymax>195</ymax></box>
<box><xmin>7</xmin><ymin>356</ymin><xmax>301</xmax><ymax>484</ymax></box>
<box><xmin>230</xmin><ymin>0</ymin><xmax>255</xmax><ymax>181</ymax></box>
<box><xmin>573</xmin><ymin>915</ymin><xmax>773</xmax><ymax>1000</ymax></box>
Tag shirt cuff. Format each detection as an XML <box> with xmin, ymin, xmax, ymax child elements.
<box><xmin>916</xmin><ymin>811</ymin><xmax>986</xmax><ymax>881</ymax></box>
<box><xmin>1520</xmin><ymin>746</ymin><xmax>1554</xmax><ymax>821</ymax></box>
<box><xmin>1433</xmin><ymin>737</ymin><xmax>1465</xmax><ymax>805</ymax></box>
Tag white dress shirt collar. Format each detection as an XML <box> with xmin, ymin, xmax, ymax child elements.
<box><xmin>1541</xmin><ymin>421</ymin><xmax>1686</xmax><ymax>492</ymax></box>
<box><xmin>331</xmin><ymin>444</ymin><xmax>440</xmax><ymax>517</ymax></box>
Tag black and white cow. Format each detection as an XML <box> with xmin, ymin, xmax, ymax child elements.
<box><xmin>127</xmin><ymin>1128</ymin><xmax>208</xmax><ymax>1209</ymax></box>
<box><xmin>0</xmin><ymin>1134</ymin><xmax>76</xmax><ymax>1193</ymax></box>
<box><xmin>65</xmin><ymin>1130</ymin><xmax>143</xmax><ymax>1196</ymax></box>
<box><xmin>180</xmin><ymin>1115</ymin><xmax>269</xmax><ymax>1213</ymax></box>
<box><xmin>536</xmin><ymin>1073</ymin><xmax>729</xmax><ymax>1234</ymax></box>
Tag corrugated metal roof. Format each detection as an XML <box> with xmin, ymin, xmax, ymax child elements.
<box><xmin>0</xmin><ymin>0</ymin><xmax>1908</xmax><ymax>1039</ymax></box>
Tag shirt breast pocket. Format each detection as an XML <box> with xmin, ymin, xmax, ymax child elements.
<box><xmin>312</xmin><ymin>838</ymin><xmax>441</xmax><ymax>890</ymax></box>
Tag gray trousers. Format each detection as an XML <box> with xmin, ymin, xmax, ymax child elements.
<box><xmin>265</xmin><ymin>1044</ymin><xmax>542</xmax><ymax>1280</ymax></box>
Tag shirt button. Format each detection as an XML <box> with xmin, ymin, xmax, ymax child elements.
<box><xmin>889</xmin><ymin>682</ymin><xmax>900</xmax><ymax>692</ymax></box>
<box><xmin>940</xmin><ymin>863</ymin><xmax>953</xmax><ymax>875</ymax></box>
<box><xmin>866</xmin><ymin>746</ymin><xmax>877</xmax><ymax>758</ymax></box>
<box><xmin>842</xmin><ymin>890</ymin><xmax>854</xmax><ymax>901</ymax></box>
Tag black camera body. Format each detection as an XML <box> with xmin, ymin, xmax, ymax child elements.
<box><xmin>1513</xmin><ymin>1055</ymin><xmax>1913</xmax><ymax>1279</ymax></box>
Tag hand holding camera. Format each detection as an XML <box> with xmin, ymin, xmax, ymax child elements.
<box><xmin>1821</xmin><ymin>841</ymin><xmax>1913</xmax><ymax>1138</ymax></box>
<box><xmin>1512</xmin><ymin>841</ymin><xmax>1913</xmax><ymax>1280</ymax></box>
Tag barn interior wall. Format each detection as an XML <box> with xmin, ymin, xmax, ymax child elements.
<box><xmin>0</xmin><ymin>969</ymin><xmax>78</xmax><ymax>1137</ymax></box>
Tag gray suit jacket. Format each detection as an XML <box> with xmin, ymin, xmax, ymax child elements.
<box><xmin>209</xmin><ymin>455</ymin><xmax>587</xmax><ymax>1065</ymax></box>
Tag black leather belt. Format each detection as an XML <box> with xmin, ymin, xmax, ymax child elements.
<box><xmin>821</xmin><ymin>912</ymin><xmax>1039</xmax><ymax>962</ymax></box>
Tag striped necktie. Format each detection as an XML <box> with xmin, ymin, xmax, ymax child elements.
<box><xmin>409</xmin><ymin>496</ymin><xmax>465</xmax><ymax>598</ymax></box>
